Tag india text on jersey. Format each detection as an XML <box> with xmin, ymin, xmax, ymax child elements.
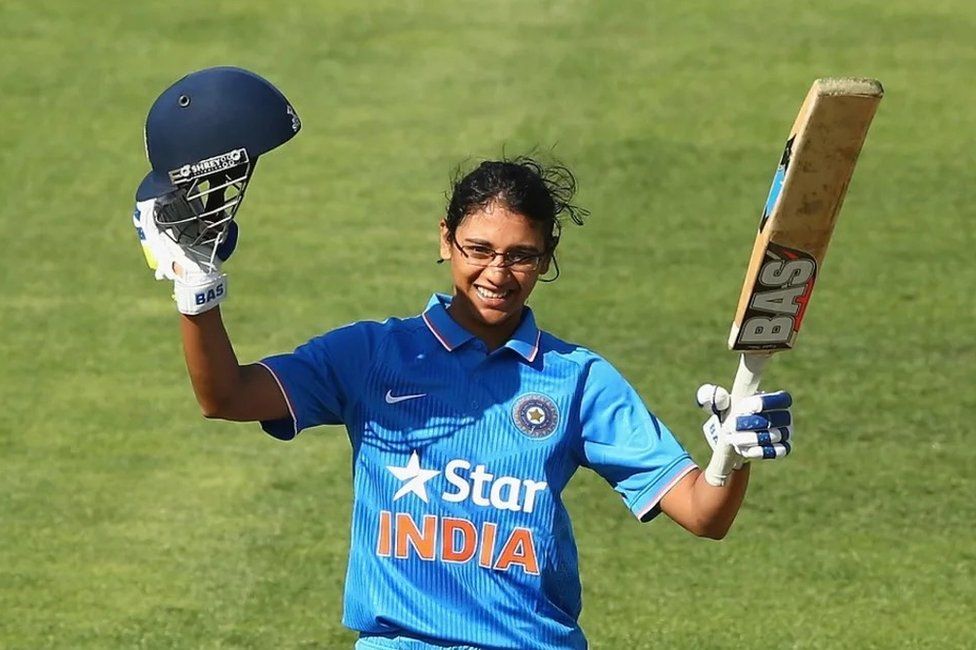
<box><xmin>380</xmin><ymin>451</ymin><xmax>549</xmax><ymax>575</ymax></box>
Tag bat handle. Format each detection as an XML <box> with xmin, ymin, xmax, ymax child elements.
<box><xmin>730</xmin><ymin>352</ymin><xmax>772</xmax><ymax>406</ymax></box>
<box><xmin>706</xmin><ymin>352</ymin><xmax>775</xmax><ymax>487</ymax></box>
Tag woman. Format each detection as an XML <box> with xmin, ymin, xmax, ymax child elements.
<box><xmin>134</xmin><ymin>69</ymin><xmax>792</xmax><ymax>650</ymax></box>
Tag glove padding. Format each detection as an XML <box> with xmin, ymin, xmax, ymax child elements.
<box><xmin>132</xmin><ymin>196</ymin><xmax>237</xmax><ymax>315</ymax></box>
<box><xmin>696</xmin><ymin>384</ymin><xmax>793</xmax><ymax>487</ymax></box>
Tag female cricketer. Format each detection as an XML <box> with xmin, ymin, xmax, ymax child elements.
<box><xmin>134</xmin><ymin>67</ymin><xmax>793</xmax><ymax>650</ymax></box>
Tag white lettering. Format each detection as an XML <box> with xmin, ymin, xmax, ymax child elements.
<box><xmin>470</xmin><ymin>465</ymin><xmax>494</xmax><ymax>507</ymax></box>
<box><xmin>442</xmin><ymin>459</ymin><xmax>471</xmax><ymax>503</ymax></box>
<box><xmin>426</xmin><ymin>458</ymin><xmax>549</xmax><ymax>513</ymax></box>
<box><xmin>489</xmin><ymin>476</ymin><xmax>523</xmax><ymax>512</ymax></box>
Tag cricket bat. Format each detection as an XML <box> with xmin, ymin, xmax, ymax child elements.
<box><xmin>715</xmin><ymin>78</ymin><xmax>883</xmax><ymax>484</ymax></box>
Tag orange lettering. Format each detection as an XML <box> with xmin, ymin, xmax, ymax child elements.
<box><xmin>479</xmin><ymin>522</ymin><xmax>498</xmax><ymax>568</ymax></box>
<box><xmin>395</xmin><ymin>513</ymin><xmax>437</xmax><ymax>560</ymax></box>
<box><xmin>441</xmin><ymin>517</ymin><xmax>477</xmax><ymax>563</ymax></box>
<box><xmin>377</xmin><ymin>510</ymin><xmax>392</xmax><ymax>557</ymax></box>
<box><xmin>493</xmin><ymin>527</ymin><xmax>539</xmax><ymax>575</ymax></box>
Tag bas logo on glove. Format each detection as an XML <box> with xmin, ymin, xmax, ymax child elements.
<box><xmin>195</xmin><ymin>283</ymin><xmax>226</xmax><ymax>306</ymax></box>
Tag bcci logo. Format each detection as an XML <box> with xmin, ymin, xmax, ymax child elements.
<box><xmin>512</xmin><ymin>393</ymin><xmax>558</xmax><ymax>439</ymax></box>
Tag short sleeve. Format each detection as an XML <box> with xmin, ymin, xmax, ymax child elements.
<box><xmin>258</xmin><ymin>322</ymin><xmax>376</xmax><ymax>440</ymax></box>
<box><xmin>578</xmin><ymin>357</ymin><xmax>697</xmax><ymax>521</ymax></box>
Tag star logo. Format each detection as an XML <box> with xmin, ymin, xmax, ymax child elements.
<box><xmin>526</xmin><ymin>406</ymin><xmax>546</xmax><ymax>425</ymax></box>
<box><xmin>386</xmin><ymin>451</ymin><xmax>440</xmax><ymax>503</ymax></box>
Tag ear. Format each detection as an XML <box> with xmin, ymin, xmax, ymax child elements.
<box><xmin>537</xmin><ymin>252</ymin><xmax>551</xmax><ymax>275</ymax></box>
<box><xmin>439</xmin><ymin>220</ymin><xmax>453</xmax><ymax>261</ymax></box>
<box><xmin>539</xmin><ymin>228</ymin><xmax>559</xmax><ymax>276</ymax></box>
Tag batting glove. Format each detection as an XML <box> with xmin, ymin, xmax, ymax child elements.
<box><xmin>696</xmin><ymin>384</ymin><xmax>793</xmax><ymax>487</ymax></box>
<box><xmin>132</xmin><ymin>196</ymin><xmax>237</xmax><ymax>315</ymax></box>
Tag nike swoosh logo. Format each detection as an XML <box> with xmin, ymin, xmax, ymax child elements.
<box><xmin>385</xmin><ymin>390</ymin><xmax>427</xmax><ymax>404</ymax></box>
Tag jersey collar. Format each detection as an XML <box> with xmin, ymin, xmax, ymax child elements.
<box><xmin>422</xmin><ymin>293</ymin><xmax>542</xmax><ymax>363</ymax></box>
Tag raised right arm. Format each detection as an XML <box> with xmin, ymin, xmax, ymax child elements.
<box><xmin>180</xmin><ymin>308</ymin><xmax>289</xmax><ymax>422</ymax></box>
<box><xmin>133</xmin><ymin>196</ymin><xmax>289</xmax><ymax>424</ymax></box>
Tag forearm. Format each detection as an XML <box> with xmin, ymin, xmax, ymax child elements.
<box><xmin>673</xmin><ymin>382</ymin><xmax>792</xmax><ymax>538</ymax></box>
<box><xmin>687</xmin><ymin>464</ymin><xmax>750</xmax><ymax>538</ymax></box>
<box><xmin>660</xmin><ymin>464</ymin><xmax>750</xmax><ymax>539</ymax></box>
<box><xmin>180</xmin><ymin>307</ymin><xmax>244</xmax><ymax>416</ymax></box>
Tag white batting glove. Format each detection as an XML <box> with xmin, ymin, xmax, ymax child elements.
<box><xmin>696</xmin><ymin>384</ymin><xmax>793</xmax><ymax>487</ymax></box>
<box><xmin>132</xmin><ymin>196</ymin><xmax>235</xmax><ymax>315</ymax></box>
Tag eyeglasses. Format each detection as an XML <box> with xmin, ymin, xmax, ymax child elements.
<box><xmin>451</xmin><ymin>239</ymin><xmax>547</xmax><ymax>272</ymax></box>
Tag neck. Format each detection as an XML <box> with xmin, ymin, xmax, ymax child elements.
<box><xmin>447</xmin><ymin>296</ymin><xmax>522</xmax><ymax>352</ymax></box>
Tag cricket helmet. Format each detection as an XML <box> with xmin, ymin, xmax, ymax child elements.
<box><xmin>137</xmin><ymin>66</ymin><xmax>300</xmax><ymax>201</ymax></box>
<box><xmin>135</xmin><ymin>67</ymin><xmax>300</xmax><ymax>264</ymax></box>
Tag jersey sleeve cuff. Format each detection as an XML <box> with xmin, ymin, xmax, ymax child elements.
<box><xmin>257</xmin><ymin>360</ymin><xmax>301</xmax><ymax>440</ymax></box>
<box><xmin>633</xmin><ymin>456</ymin><xmax>698</xmax><ymax>522</ymax></box>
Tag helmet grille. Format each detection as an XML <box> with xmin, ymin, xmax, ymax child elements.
<box><xmin>154</xmin><ymin>160</ymin><xmax>251</xmax><ymax>271</ymax></box>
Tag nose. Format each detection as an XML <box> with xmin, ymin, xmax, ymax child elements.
<box><xmin>481</xmin><ymin>262</ymin><xmax>513</xmax><ymax>282</ymax></box>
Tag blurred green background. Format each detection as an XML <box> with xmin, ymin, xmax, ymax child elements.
<box><xmin>1</xmin><ymin>0</ymin><xmax>973</xmax><ymax>647</ymax></box>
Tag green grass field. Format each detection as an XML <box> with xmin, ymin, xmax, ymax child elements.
<box><xmin>2</xmin><ymin>1</ymin><xmax>974</xmax><ymax>647</ymax></box>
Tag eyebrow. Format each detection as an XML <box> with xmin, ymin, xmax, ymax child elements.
<box><xmin>461</xmin><ymin>238</ymin><xmax>543</xmax><ymax>254</ymax></box>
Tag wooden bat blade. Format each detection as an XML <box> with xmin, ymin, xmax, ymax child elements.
<box><xmin>728</xmin><ymin>77</ymin><xmax>884</xmax><ymax>352</ymax></box>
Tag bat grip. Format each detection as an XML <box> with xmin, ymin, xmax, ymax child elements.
<box><xmin>730</xmin><ymin>352</ymin><xmax>773</xmax><ymax>405</ymax></box>
<box><xmin>705</xmin><ymin>352</ymin><xmax>774</xmax><ymax>487</ymax></box>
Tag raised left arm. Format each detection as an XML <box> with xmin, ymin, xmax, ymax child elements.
<box><xmin>659</xmin><ymin>384</ymin><xmax>793</xmax><ymax>539</ymax></box>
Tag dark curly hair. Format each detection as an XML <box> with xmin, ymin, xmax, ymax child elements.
<box><xmin>444</xmin><ymin>156</ymin><xmax>588</xmax><ymax>253</ymax></box>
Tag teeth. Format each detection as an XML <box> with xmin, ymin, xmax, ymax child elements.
<box><xmin>476</xmin><ymin>286</ymin><xmax>510</xmax><ymax>300</ymax></box>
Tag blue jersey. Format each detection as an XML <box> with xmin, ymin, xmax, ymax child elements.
<box><xmin>259</xmin><ymin>294</ymin><xmax>696</xmax><ymax>649</ymax></box>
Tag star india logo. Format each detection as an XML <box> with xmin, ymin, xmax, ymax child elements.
<box><xmin>386</xmin><ymin>451</ymin><xmax>440</xmax><ymax>503</ymax></box>
<box><xmin>379</xmin><ymin>450</ymin><xmax>548</xmax><ymax>574</ymax></box>
<box><xmin>512</xmin><ymin>393</ymin><xmax>559</xmax><ymax>439</ymax></box>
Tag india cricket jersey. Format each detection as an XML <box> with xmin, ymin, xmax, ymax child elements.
<box><xmin>259</xmin><ymin>294</ymin><xmax>696</xmax><ymax>649</ymax></box>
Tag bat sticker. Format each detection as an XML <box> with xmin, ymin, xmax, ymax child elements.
<box><xmin>758</xmin><ymin>136</ymin><xmax>794</xmax><ymax>233</ymax></box>
<box><xmin>734</xmin><ymin>242</ymin><xmax>817</xmax><ymax>350</ymax></box>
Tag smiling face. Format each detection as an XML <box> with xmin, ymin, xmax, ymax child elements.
<box><xmin>439</xmin><ymin>201</ymin><xmax>550</xmax><ymax>350</ymax></box>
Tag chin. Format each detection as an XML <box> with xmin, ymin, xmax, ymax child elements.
<box><xmin>475</xmin><ymin>303</ymin><xmax>520</xmax><ymax>326</ymax></box>
<box><xmin>476</xmin><ymin>308</ymin><xmax>511</xmax><ymax>324</ymax></box>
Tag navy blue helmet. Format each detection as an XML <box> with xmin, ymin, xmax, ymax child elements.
<box><xmin>138</xmin><ymin>66</ymin><xmax>300</xmax><ymax>201</ymax></box>
<box><xmin>137</xmin><ymin>67</ymin><xmax>300</xmax><ymax>253</ymax></box>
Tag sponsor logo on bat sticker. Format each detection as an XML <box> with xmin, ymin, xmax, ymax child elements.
<box><xmin>734</xmin><ymin>242</ymin><xmax>816</xmax><ymax>350</ymax></box>
<box><xmin>758</xmin><ymin>136</ymin><xmax>794</xmax><ymax>233</ymax></box>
